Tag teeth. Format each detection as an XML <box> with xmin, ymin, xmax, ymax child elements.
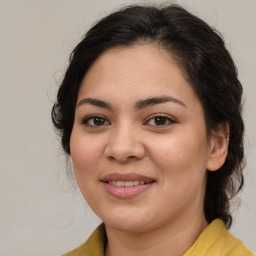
<box><xmin>108</xmin><ymin>180</ymin><xmax>146</xmax><ymax>187</ymax></box>
<box><xmin>125</xmin><ymin>181</ymin><xmax>133</xmax><ymax>187</ymax></box>
<box><xmin>116</xmin><ymin>181</ymin><xmax>124</xmax><ymax>187</ymax></box>
<box><xmin>134</xmin><ymin>180</ymin><xmax>139</xmax><ymax>186</ymax></box>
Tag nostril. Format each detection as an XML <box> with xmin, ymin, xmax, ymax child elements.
<box><xmin>105</xmin><ymin>139</ymin><xmax>145</xmax><ymax>162</ymax></box>
<box><xmin>108</xmin><ymin>156</ymin><xmax>115</xmax><ymax>161</ymax></box>
<box><xmin>128</xmin><ymin>155</ymin><xmax>136</xmax><ymax>159</ymax></box>
<box><xmin>107</xmin><ymin>154</ymin><xmax>138</xmax><ymax>162</ymax></box>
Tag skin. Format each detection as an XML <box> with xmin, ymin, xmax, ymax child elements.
<box><xmin>70</xmin><ymin>44</ymin><xmax>228</xmax><ymax>256</ymax></box>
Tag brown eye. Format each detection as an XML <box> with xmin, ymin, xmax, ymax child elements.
<box><xmin>82</xmin><ymin>116</ymin><xmax>110</xmax><ymax>127</ymax></box>
<box><xmin>146</xmin><ymin>115</ymin><xmax>175</xmax><ymax>127</ymax></box>
<box><xmin>154</xmin><ymin>116</ymin><xmax>168</xmax><ymax>126</ymax></box>
<box><xmin>93</xmin><ymin>117</ymin><xmax>105</xmax><ymax>126</ymax></box>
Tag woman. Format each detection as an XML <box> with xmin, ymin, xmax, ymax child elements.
<box><xmin>52</xmin><ymin>4</ymin><xmax>254</xmax><ymax>256</ymax></box>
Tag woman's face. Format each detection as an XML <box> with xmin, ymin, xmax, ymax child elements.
<box><xmin>70</xmin><ymin>44</ymin><xmax>215</xmax><ymax>233</ymax></box>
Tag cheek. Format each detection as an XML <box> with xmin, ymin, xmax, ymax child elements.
<box><xmin>149</xmin><ymin>136</ymin><xmax>191</xmax><ymax>167</ymax></box>
<box><xmin>70</xmin><ymin>133</ymin><xmax>104</xmax><ymax>205</ymax></box>
<box><xmin>148</xmin><ymin>135</ymin><xmax>208</xmax><ymax>210</ymax></box>
<box><xmin>70</xmin><ymin>132</ymin><xmax>103</xmax><ymax>176</ymax></box>
<box><xmin>148</xmin><ymin>132</ymin><xmax>209</xmax><ymax>179</ymax></box>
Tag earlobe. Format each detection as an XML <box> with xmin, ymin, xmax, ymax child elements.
<box><xmin>207</xmin><ymin>122</ymin><xmax>229</xmax><ymax>172</ymax></box>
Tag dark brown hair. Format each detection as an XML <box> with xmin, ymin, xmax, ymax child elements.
<box><xmin>52</xmin><ymin>4</ymin><xmax>244</xmax><ymax>228</ymax></box>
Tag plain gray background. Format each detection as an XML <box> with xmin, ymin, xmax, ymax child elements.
<box><xmin>0</xmin><ymin>0</ymin><xmax>255</xmax><ymax>255</ymax></box>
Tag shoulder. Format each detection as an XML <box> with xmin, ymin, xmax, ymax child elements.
<box><xmin>185</xmin><ymin>219</ymin><xmax>255</xmax><ymax>256</ymax></box>
<box><xmin>62</xmin><ymin>224</ymin><xmax>106</xmax><ymax>256</ymax></box>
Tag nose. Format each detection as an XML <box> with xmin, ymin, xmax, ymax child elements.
<box><xmin>104</xmin><ymin>123</ymin><xmax>145</xmax><ymax>163</ymax></box>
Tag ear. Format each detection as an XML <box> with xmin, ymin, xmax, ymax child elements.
<box><xmin>207</xmin><ymin>122</ymin><xmax>229</xmax><ymax>172</ymax></box>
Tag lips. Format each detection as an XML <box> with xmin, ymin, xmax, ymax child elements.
<box><xmin>101</xmin><ymin>173</ymin><xmax>155</xmax><ymax>183</ymax></box>
<box><xmin>101</xmin><ymin>173</ymin><xmax>155</xmax><ymax>199</ymax></box>
<box><xmin>107</xmin><ymin>180</ymin><xmax>148</xmax><ymax>186</ymax></box>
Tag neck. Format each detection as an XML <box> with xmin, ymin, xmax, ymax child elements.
<box><xmin>105</xmin><ymin>214</ymin><xmax>208</xmax><ymax>256</ymax></box>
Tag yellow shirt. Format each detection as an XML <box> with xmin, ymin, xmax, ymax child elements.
<box><xmin>63</xmin><ymin>219</ymin><xmax>254</xmax><ymax>256</ymax></box>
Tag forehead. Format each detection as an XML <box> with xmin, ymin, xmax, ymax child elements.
<box><xmin>78</xmin><ymin>44</ymin><xmax>198</xmax><ymax>107</ymax></box>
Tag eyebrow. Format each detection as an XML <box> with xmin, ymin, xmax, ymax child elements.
<box><xmin>77</xmin><ymin>96</ymin><xmax>186</xmax><ymax>110</ymax></box>
<box><xmin>135</xmin><ymin>96</ymin><xmax>187</xmax><ymax>110</ymax></box>
<box><xmin>77</xmin><ymin>98</ymin><xmax>113</xmax><ymax>109</ymax></box>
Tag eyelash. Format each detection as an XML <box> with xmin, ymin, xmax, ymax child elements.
<box><xmin>144</xmin><ymin>115</ymin><xmax>176</xmax><ymax>127</ymax></box>
<box><xmin>81</xmin><ymin>114</ymin><xmax>176</xmax><ymax>127</ymax></box>
<box><xmin>81</xmin><ymin>115</ymin><xmax>110</xmax><ymax>127</ymax></box>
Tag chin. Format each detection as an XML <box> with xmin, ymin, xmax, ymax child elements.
<box><xmin>102</xmin><ymin>212</ymin><xmax>152</xmax><ymax>234</ymax></box>
<box><xmin>107</xmin><ymin>220</ymin><xmax>148</xmax><ymax>234</ymax></box>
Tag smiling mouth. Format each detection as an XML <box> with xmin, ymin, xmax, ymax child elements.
<box><xmin>106</xmin><ymin>180</ymin><xmax>152</xmax><ymax>187</ymax></box>
<box><xmin>101</xmin><ymin>173</ymin><xmax>155</xmax><ymax>198</ymax></box>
